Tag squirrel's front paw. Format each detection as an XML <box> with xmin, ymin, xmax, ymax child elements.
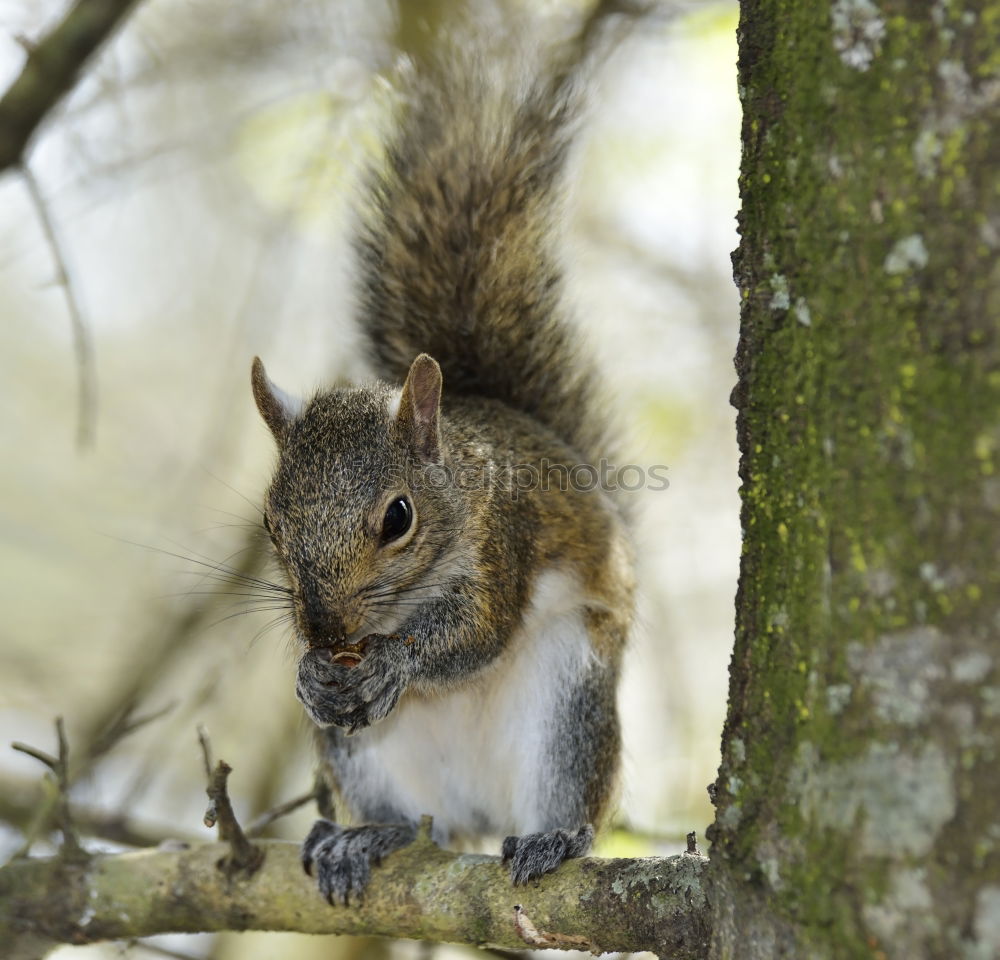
<box><xmin>301</xmin><ymin>819</ymin><xmax>416</xmax><ymax>905</ymax></box>
<box><xmin>296</xmin><ymin>636</ymin><xmax>409</xmax><ymax>732</ymax></box>
<box><xmin>501</xmin><ymin>824</ymin><xmax>593</xmax><ymax>885</ymax></box>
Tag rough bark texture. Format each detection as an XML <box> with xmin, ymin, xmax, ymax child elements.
<box><xmin>711</xmin><ymin>2</ymin><xmax>1000</xmax><ymax>958</ymax></box>
<box><xmin>0</xmin><ymin>840</ymin><xmax>711</xmax><ymax>958</ymax></box>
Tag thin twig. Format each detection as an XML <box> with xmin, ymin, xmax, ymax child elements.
<box><xmin>87</xmin><ymin>701</ymin><xmax>178</xmax><ymax>771</ymax></box>
<box><xmin>203</xmin><ymin>758</ymin><xmax>263</xmax><ymax>877</ymax></box>
<box><xmin>245</xmin><ymin>787</ymin><xmax>318</xmax><ymax>838</ymax></box>
<box><xmin>52</xmin><ymin>718</ymin><xmax>86</xmax><ymax>860</ymax></box>
<box><xmin>22</xmin><ymin>164</ymin><xmax>97</xmax><ymax>449</ymax></box>
<box><xmin>314</xmin><ymin>769</ymin><xmax>336</xmax><ymax>821</ymax></box>
<box><xmin>0</xmin><ymin>0</ymin><xmax>143</xmax><ymax>170</ymax></box>
<box><xmin>196</xmin><ymin>728</ymin><xmax>262</xmax><ymax>875</ymax></box>
<box><xmin>10</xmin><ymin>743</ymin><xmax>57</xmax><ymax>768</ymax></box>
<box><xmin>197</xmin><ymin>726</ymin><xmax>213</xmax><ymax>782</ymax></box>
<box><xmin>9</xmin><ymin>718</ymin><xmax>87</xmax><ymax>862</ymax></box>
<box><xmin>686</xmin><ymin>831</ymin><xmax>702</xmax><ymax>857</ymax></box>
<box><xmin>9</xmin><ymin>701</ymin><xmax>176</xmax><ymax>856</ymax></box>
<box><xmin>197</xmin><ymin>726</ymin><xmax>216</xmax><ymax>832</ymax></box>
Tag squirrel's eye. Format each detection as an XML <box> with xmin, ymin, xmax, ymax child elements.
<box><xmin>381</xmin><ymin>497</ymin><xmax>412</xmax><ymax>543</ymax></box>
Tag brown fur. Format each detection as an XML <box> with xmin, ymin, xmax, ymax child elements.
<box><xmin>253</xmin><ymin>32</ymin><xmax>636</xmax><ymax>893</ymax></box>
<box><xmin>355</xmin><ymin>45</ymin><xmax>612</xmax><ymax>468</ymax></box>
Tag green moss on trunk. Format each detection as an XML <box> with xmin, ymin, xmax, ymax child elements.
<box><xmin>711</xmin><ymin>2</ymin><xmax>1000</xmax><ymax>957</ymax></box>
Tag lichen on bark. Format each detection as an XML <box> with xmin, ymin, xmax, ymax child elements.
<box><xmin>711</xmin><ymin>2</ymin><xmax>1000</xmax><ymax>958</ymax></box>
<box><xmin>0</xmin><ymin>840</ymin><xmax>712</xmax><ymax>958</ymax></box>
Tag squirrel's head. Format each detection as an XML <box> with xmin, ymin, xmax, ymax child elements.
<box><xmin>251</xmin><ymin>353</ymin><xmax>464</xmax><ymax>648</ymax></box>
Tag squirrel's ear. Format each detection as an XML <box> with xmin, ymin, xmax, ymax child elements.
<box><xmin>251</xmin><ymin>357</ymin><xmax>302</xmax><ymax>445</ymax></box>
<box><xmin>397</xmin><ymin>353</ymin><xmax>443</xmax><ymax>462</ymax></box>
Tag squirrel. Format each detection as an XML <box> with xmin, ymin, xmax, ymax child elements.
<box><xmin>250</xmin><ymin>24</ymin><xmax>635</xmax><ymax>905</ymax></box>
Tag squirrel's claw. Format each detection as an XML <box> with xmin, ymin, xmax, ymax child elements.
<box><xmin>301</xmin><ymin>820</ymin><xmax>416</xmax><ymax>906</ymax></box>
<box><xmin>501</xmin><ymin>824</ymin><xmax>593</xmax><ymax>885</ymax></box>
<box><xmin>302</xmin><ymin>818</ymin><xmax>343</xmax><ymax>876</ymax></box>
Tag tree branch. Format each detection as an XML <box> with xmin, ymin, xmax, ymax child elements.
<box><xmin>0</xmin><ymin>840</ymin><xmax>711</xmax><ymax>959</ymax></box>
<box><xmin>0</xmin><ymin>0</ymin><xmax>143</xmax><ymax>172</ymax></box>
<box><xmin>201</xmin><ymin>758</ymin><xmax>264</xmax><ymax>878</ymax></box>
<box><xmin>10</xmin><ymin>718</ymin><xmax>87</xmax><ymax>862</ymax></box>
<box><xmin>245</xmin><ymin>787</ymin><xmax>318</xmax><ymax>838</ymax></box>
<box><xmin>21</xmin><ymin>164</ymin><xmax>98</xmax><ymax>448</ymax></box>
<box><xmin>8</xmin><ymin>704</ymin><xmax>176</xmax><ymax>858</ymax></box>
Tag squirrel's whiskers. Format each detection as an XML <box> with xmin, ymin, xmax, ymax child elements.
<box><xmin>246</xmin><ymin>21</ymin><xmax>635</xmax><ymax>903</ymax></box>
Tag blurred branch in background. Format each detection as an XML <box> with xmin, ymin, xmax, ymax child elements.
<box><xmin>0</xmin><ymin>0</ymin><xmax>145</xmax><ymax>447</ymax></box>
<box><xmin>0</xmin><ymin>726</ymin><xmax>315</xmax><ymax>852</ymax></box>
<box><xmin>76</xmin><ymin>533</ymin><xmax>269</xmax><ymax>751</ymax></box>
<box><xmin>2</xmin><ymin>533</ymin><xmax>271</xmax><ymax>858</ymax></box>
<box><xmin>7</xmin><ymin>706</ymin><xmax>175</xmax><ymax>857</ymax></box>
<box><xmin>0</xmin><ymin>0</ymin><xmax>143</xmax><ymax>171</ymax></box>
<box><xmin>10</xmin><ymin>717</ymin><xmax>86</xmax><ymax>862</ymax></box>
<box><xmin>0</xmin><ymin>771</ymin><xmax>201</xmax><ymax>848</ymax></box>
<box><xmin>21</xmin><ymin>165</ymin><xmax>97</xmax><ymax>448</ymax></box>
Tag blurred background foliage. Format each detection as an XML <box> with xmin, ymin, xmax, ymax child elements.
<box><xmin>0</xmin><ymin>0</ymin><xmax>739</xmax><ymax>957</ymax></box>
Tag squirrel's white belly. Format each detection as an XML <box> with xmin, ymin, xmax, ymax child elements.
<box><xmin>338</xmin><ymin>567</ymin><xmax>594</xmax><ymax>840</ymax></box>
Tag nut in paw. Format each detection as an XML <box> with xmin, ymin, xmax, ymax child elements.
<box><xmin>295</xmin><ymin>634</ymin><xmax>411</xmax><ymax>731</ymax></box>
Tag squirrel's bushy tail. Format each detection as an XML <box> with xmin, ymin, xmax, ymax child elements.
<box><xmin>354</xmin><ymin>41</ymin><xmax>608</xmax><ymax>465</ymax></box>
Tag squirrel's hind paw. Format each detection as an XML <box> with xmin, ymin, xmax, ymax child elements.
<box><xmin>501</xmin><ymin>824</ymin><xmax>593</xmax><ymax>885</ymax></box>
<box><xmin>302</xmin><ymin>819</ymin><xmax>416</xmax><ymax>905</ymax></box>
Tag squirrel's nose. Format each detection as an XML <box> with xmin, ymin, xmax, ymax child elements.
<box><xmin>301</xmin><ymin>603</ymin><xmax>349</xmax><ymax>646</ymax></box>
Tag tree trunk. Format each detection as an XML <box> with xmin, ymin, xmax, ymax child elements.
<box><xmin>709</xmin><ymin>2</ymin><xmax>1000</xmax><ymax>958</ymax></box>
